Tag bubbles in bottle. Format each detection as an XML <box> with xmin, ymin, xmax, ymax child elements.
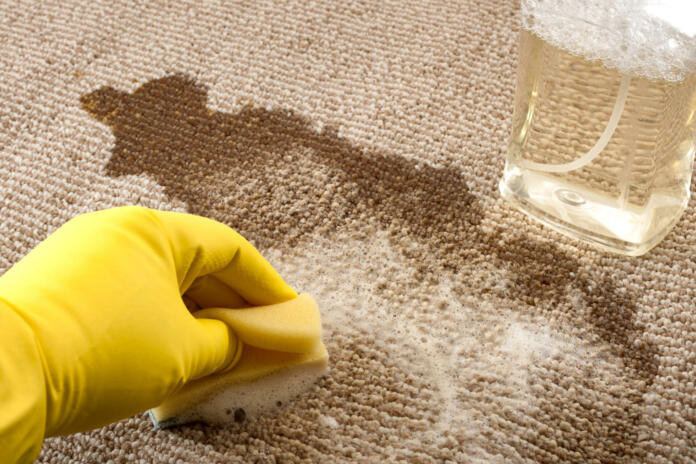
<box><xmin>522</xmin><ymin>0</ymin><xmax>696</xmax><ymax>81</ymax></box>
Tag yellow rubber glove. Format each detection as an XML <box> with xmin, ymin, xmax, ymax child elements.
<box><xmin>0</xmin><ymin>206</ymin><xmax>297</xmax><ymax>463</ymax></box>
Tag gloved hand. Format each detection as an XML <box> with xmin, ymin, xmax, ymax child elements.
<box><xmin>0</xmin><ymin>206</ymin><xmax>297</xmax><ymax>463</ymax></box>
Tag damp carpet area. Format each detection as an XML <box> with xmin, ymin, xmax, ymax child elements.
<box><xmin>1</xmin><ymin>1</ymin><xmax>695</xmax><ymax>463</ymax></box>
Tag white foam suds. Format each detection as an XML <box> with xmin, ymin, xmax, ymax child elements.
<box><xmin>499</xmin><ymin>323</ymin><xmax>566</xmax><ymax>369</ymax></box>
<box><xmin>255</xmin><ymin>228</ymin><xmax>639</xmax><ymax>459</ymax></box>
<box><xmin>523</xmin><ymin>0</ymin><xmax>696</xmax><ymax>81</ymax></box>
<box><xmin>264</xmin><ymin>233</ymin><xmax>488</xmax><ymax>432</ymax></box>
<box><xmin>319</xmin><ymin>415</ymin><xmax>339</xmax><ymax>428</ymax></box>
<box><xmin>154</xmin><ymin>358</ymin><xmax>328</xmax><ymax>428</ymax></box>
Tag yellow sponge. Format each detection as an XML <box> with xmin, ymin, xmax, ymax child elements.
<box><xmin>149</xmin><ymin>294</ymin><xmax>329</xmax><ymax>428</ymax></box>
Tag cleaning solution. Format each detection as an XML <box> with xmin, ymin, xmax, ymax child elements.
<box><xmin>500</xmin><ymin>0</ymin><xmax>696</xmax><ymax>255</ymax></box>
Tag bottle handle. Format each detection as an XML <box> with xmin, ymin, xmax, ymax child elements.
<box><xmin>517</xmin><ymin>75</ymin><xmax>631</xmax><ymax>173</ymax></box>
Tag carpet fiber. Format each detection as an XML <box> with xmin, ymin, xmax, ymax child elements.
<box><xmin>1</xmin><ymin>1</ymin><xmax>695</xmax><ymax>462</ymax></box>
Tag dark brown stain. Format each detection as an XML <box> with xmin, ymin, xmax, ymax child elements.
<box><xmin>80</xmin><ymin>74</ymin><xmax>480</xmax><ymax>254</ymax></box>
<box><xmin>81</xmin><ymin>74</ymin><xmax>658</xmax><ymax>461</ymax></box>
<box><xmin>486</xmin><ymin>231</ymin><xmax>657</xmax><ymax>383</ymax></box>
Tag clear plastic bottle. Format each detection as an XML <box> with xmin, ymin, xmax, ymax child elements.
<box><xmin>499</xmin><ymin>0</ymin><xmax>696</xmax><ymax>255</ymax></box>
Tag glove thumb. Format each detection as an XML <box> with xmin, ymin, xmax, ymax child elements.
<box><xmin>186</xmin><ymin>317</ymin><xmax>243</xmax><ymax>382</ymax></box>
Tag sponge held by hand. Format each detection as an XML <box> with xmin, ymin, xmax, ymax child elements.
<box><xmin>149</xmin><ymin>293</ymin><xmax>329</xmax><ymax>428</ymax></box>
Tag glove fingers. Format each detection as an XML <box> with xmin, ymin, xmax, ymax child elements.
<box><xmin>211</xmin><ymin>245</ymin><xmax>297</xmax><ymax>306</ymax></box>
<box><xmin>185</xmin><ymin>275</ymin><xmax>249</xmax><ymax>310</ymax></box>
<box><xmin>152</xmin><ymin>209</ymin><xmax>297</xmax><ymax>306</ymax></box>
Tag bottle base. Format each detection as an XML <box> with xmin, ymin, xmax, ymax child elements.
<box><xmin>498</xmin><ymin>169</ymin><xmax>685</xmax><ymax>256</ymax></box>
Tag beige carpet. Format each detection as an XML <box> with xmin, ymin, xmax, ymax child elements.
<box><xmin>1</xmin><ymin>0</ymin><xmax>695</xmax><ymax>462</ymax></box>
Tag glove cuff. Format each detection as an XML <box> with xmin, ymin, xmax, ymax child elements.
<box><xmin>0</xmin><ymin>297</ymin><xmax>47</xmax><ymax>463</ymax></box>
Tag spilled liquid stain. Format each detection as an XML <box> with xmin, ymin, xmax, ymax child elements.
<box><xmin>82</xmin><ymin>74</ymin><xmax>658</xmax><ymax>462</ymax></box>
<box><xmin>81</xmin><ymin>75</ymin><xmax>480</xmax><ymax>253</ymax></box>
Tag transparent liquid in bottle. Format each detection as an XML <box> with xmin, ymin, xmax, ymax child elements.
<box><xmin>500</xmin><ymin>28</ymin><xmax>696</xmax><ymax>255</ymax></box>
